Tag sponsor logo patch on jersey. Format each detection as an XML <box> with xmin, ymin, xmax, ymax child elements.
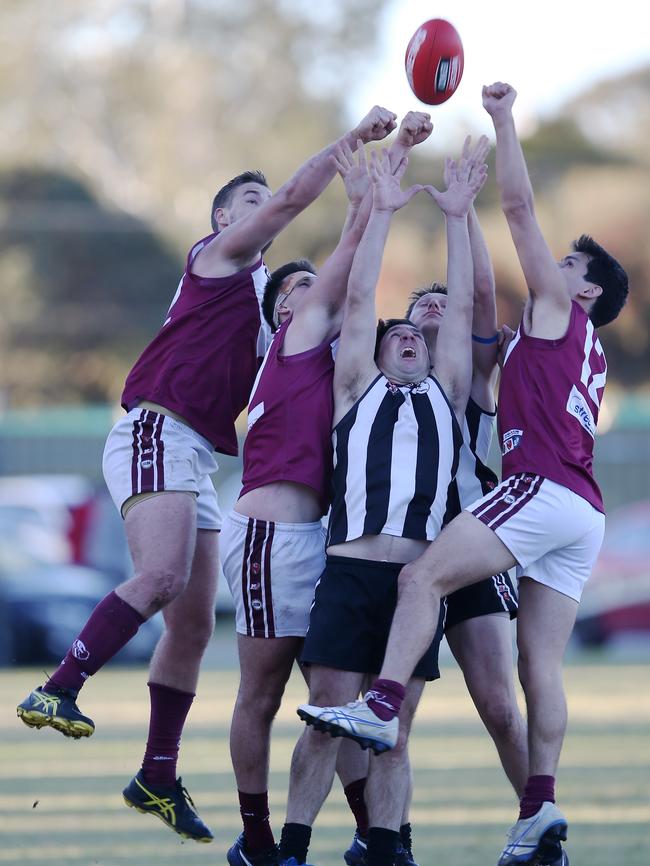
<box><xmin>566</xmin><ymin>385</ymin><xmax>596</xmax><ymax>438</ymax></box>
<box><xmin>501</xmin><ymin>428</ymin><xmax>523</xmax><ymax>456</ymax></box>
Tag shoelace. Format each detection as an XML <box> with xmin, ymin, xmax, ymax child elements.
<box><xmin>178</xmin><ymin>781</ymin><xmax>199</xmax><ymax>815</ymax></box>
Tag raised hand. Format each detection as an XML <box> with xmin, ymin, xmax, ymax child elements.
<box><xmin>355</xmin><ymin>105</ymin><xmax>398</xmax><ymax>143</ymax></box>
<box><xmin>396</xmin><ymin>110</ymin><xmax>433</xmax><ymax>148</ymax></box>
<box><xmin>444</xmin><ymin>135</ymin><xmax>490</xmax><ymax>188</ymax></box>
<box><xmin>332</xmin><ymin>138</ymin><xmax>370</xmax><ymax>206</ymax></box>
<box><xmin>482</xmin><ymin>82</ymin><xmax>517</xmax><ymax>118</ymax></box>
<box><xmin>369</xmin><ymin>147</ymin><xmax>424</xmax><ymax>213</ymax></box>
<box><xmin>425</xmin><ymin>141</ymin><xmax>489</xmax><ymax>218</ymax></box>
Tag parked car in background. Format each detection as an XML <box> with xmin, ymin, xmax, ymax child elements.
<box><xmin>0</xmin><ymin>472</ymin><xmax>239</xmax><ymax>665</ymax></box>
<box><xmin>574</xmin><ymin>499</ymin><xmax>650</xmax><ymax>646</ymax></box>
<box><xmin>0</xmin><ymin>476</ymin><xmax>165</xmax><ymax>666</ymax></box>
<box><xmin>0</xmin><ymin>552</ymin><xmax>163</xmax><ymax>666</ymax></box>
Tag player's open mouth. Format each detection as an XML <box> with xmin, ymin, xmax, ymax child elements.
<box><xmin>401</xmin><ymin>347</ymin><xmax>416</xmax><ymax>359</ymax></box>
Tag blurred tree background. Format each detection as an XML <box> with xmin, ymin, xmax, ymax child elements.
<box><xmin>0</xmin><ymin>0</ymin><xmax>648</xmax><ymax>407</ymax></box>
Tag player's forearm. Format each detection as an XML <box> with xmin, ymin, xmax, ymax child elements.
<box><xmin>491</xmin><ymin>112</ymin><xmax>534</xmax><ymax>216</ymax></box>
<box><xmin>386</xmin><ymin>139</ymin><xmax>411</xmax><ymax>174</ymax></box>
<box><xmin>445</xmin><ymin>216</ymin><xmax>474</xmax><ymax>330</ymax></box>
<box><xmin>341</xmin><ymin>190</ymin><xmax>372</xmax><ymax>241</ymax></box>
<box><xmin>316</xmin><ymin>224</ymin><xmax>367</xmax><ymax>310</ymax></box>
<box><xmin>438</xmin><ymin>216</ymin><xmax>474</xmax><ymax>410</ymax></box>
<box><xmin>341</xmin><ymin>201</ymin><xmax>361</xmax><ymax>238</ymax></box>
<box><xmin>468</xmin><ymin>208</ymin><xmax>496</xmax><ymax>302</ymax></box>
<box><xmin>468</xmin><ymin>209</ymin><xmax>498</xmax><ymax>369</ymax></box>
<box><xmin>278</xmin><ymin>131</ymin><xmax>362</xmax><ymax>216</ymax></box>
<box><xmin>346</xmin><ymin>208</ymin><xmax>392</xmax><ymax>311</ymax></box>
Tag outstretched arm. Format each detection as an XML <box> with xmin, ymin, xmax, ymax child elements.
<box><xmin>333</xmin><ymin>148</ymin><xmax>424</xmax><ymax>420</ymax></box>
<box><xmin>468</xmin><ymin>206</ymin><xmax>499</xmax><ymax>410</ymax></box>
<box><xmin>195</xmin><ymin>106</ymin><xmax>398</xmax><ymax>277</ymax></box>
<box><xmin>338</xmin><ymin>110</ymin><xmax>432</xmax><ymax>235</ymax></box>
<box><xmin>286</xmin><ymin>140</ymin><xmax>374</xmax><ymax>353</ymax></box>
<box><xmin>388</xmin><ymin>110</ymin><xmax>433</xmax><ymax>171</ymax></box>
<box><xmin>445</xmin><ymin>136</ymin><xmax>498</xmax><ymax>411</ymax></box>
<box><xmin>290</xmin><ymin>113</ymin><xmax>435</xmax><ymax>352</ymax></box>
<box><xmin>483</xmin><ymin>82</ymin><xmax>570</xmax><ymax>335</ymax></box>
<box><xmin>426</xmin><ymin>138</ymin><xmax>489</xmax><ymax>423</ymax></box>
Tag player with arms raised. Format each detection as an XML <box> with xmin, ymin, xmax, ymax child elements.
<box><xmin>302</xmin><ymin>82</ymin><xmax>629</xmax><ymax>866</ymax></box>
<box><xmin>220</xmin><ymin>112</ymin><xmax>435</xmax><ymax>866</ymax></box>
<box><xmin>285</xmin><ymin>141</ymin><xmax>488</xmax><ymax>866</ymax></box>
<box><xmin>16</xmin><ymin>106</ymin><xmax>398</xmax><ymax>843</ymax></box>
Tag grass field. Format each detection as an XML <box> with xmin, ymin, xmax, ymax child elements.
<box><xmin>2</xmin><ymin>631</ymin><xmax>649</xmax><ymax>866</ymax></box>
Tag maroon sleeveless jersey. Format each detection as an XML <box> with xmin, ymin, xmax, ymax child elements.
<box><xmin>121</xmin><ymin>233</ymin><xmax>269</xmax><ymax>455</ymax></box>
<box><xmin>239</xmin><ymin>317</ymin><xmax>337</xmax><ymax>515</ymax></box>
<box><xmin>498</xmin><ymin>301</ymin><xmax>606</xmax><ymax>512</ymax></box>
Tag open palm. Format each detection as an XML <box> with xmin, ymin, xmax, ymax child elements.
<box><xmin>369</xmin><ymin>148</ymin><xmax>423</xmax><ymax>213</ymax></box>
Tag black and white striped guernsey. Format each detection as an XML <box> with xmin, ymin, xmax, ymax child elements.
<box><xmin>327</xmin><ymin>374</ymin><xmax>463</xmax><ymax>545</ymax></box>
<box><xmin>444</xmin><ymin>397</ymin><xmax>499</xmax><ymax>522</ymax></box>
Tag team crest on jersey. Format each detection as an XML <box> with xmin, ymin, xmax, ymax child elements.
<box><xmin>566</xmin><ymin>385</ymin><xmax>595</xmax><ymax>438</ymax></box>
<box><xmin>408</xmin><ymin>379</ymin><xmax>430</xmax><ymax>395</ymax></box>
<box><xmin>386</xmin><ymin>379</ymin><xmax>430</xmax><ymax>396</ymax></box>
<box><xmin>501</xmin><ymin>428</ymin><xmax>523</xmax><ymax>456</ymax></box>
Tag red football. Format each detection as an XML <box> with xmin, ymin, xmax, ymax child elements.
<box><xmin>405</xmin><ymin>18</ymin><xmax>464</xmax><ymax>106</ymax></box>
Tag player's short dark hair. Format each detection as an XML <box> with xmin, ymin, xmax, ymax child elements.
<box><xmin>262</xmin><ymin>259</ymin><xmax>317</xmax><ymax>332</ymax></box>
<box><xmin>405</xmin><ymin>282</ymin><xmax>448</xmax><ymax>318</ymax></box>
<box><xmin>374</xmin><ymin>317</ymin><xmax>418</xmax><ymax>359</ymax></box>
<box><xmin>573</xmin><ymin>235</ymin><xmax>629</xmax><ymax>328</ymax></box>
<box><xmin>210</xmin><ymin>170</ymin><xmax>269</xmax><ymax>231</ymax></box>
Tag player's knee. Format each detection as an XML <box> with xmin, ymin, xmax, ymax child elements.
<box><xmin>237</xmin><ymin>670</ymin><xmax>285</xmax><ymax>713</ymax></box>
<box><xmin>139</xmin><ymin>568</ymin><xmax>187</xmax><ymax>610</ymax></box>
<box><xmin>188</xmin><ymin>609</ymin><xmax>216</xmax><ymax>650</ymax></box>
<box><xmin>479</xmin><ymin>691</ymin><xmax>522</xmax><ymax>740</ymax></box>
<box><xmin>253</xmin><ymin>689</ymin><xmax>284</xmax><ymax>723</ymax></box>
<box><xmin>517</xmin><ymin>651</ymin><xmax>555</xmax><ymax>695</ymax></box>
<box><xmin>398</xmin><ymin>564</ymin><xmax>430</xmax><ymax>602</ymax></box>
<box><xmin>163</xmin><ymin>605</ymin><xmax>215</xmax><ymax>654</ymax></box>
<box><xmin>182</xmin><ymin>620</ymin><xmax>215</xmax><ymax>655</ymax></box>
<box><xmin>309</xmin><ymin>680</ymin><xmax>345</xmax><ymax>707</ymax></box>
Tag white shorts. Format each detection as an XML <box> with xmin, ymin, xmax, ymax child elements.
<box><xmin>102</xmin><ymin>407</ymin><xmax>222</xmax><ymax>531</ymax></box>
<box><xmin>468</xmin><ymin>473</ymin><xmax>605</xmax><ymax>601</ymax></box>
<box><xmin>220</xmin><ymin>511</ymin><xmax>326</xmax><ymax>638</ymax></box>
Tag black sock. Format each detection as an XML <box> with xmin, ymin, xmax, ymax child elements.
<box><xmin>279</xmin><ymin>822</ymin><xmax>312</xmax><ymax>864</ymax></box>
<box><xmin>366</xmin><ymin>827</ymin><xmax>400</xmax><ymax>866</ymax></box>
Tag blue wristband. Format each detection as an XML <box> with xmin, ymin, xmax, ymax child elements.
<box><xmin>472</xmin><ymin>333</ymin><xmax>499</xmax><ymax>345</ymax></box>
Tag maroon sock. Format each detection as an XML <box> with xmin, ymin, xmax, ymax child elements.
<box><xmin>344</xmin><ymin>778</ymin><xmax>369</xmax><ymax>837</ymax></box>
<box><xmin>365</xmin><ymin>679</ymin><xmax>405</xmax><ymax>722</ymax></box>
<box><xmin>239</xmin><ymin>790</ymin><xmax>275</xmax><ymax>854</ymax></box>
<box><xmin>46</xmin><ymin>591</ymin><xmax>146</xmax><ymax>694</ymax></box>
<box><xmin>519</xmin><ymin>775</ymin><xmax>555</xmax><ymax>820</ymax></box>
<box><xmin>141</xmin><ymin>682</ymin><xmax>195</xmax><ymax>787</ymax></box>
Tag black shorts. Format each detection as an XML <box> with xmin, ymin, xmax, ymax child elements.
<box><xmin>444</xmin><ymin>572</ymin><xmax>518</xmax><ymax>632</ymax></box>
<box><xmin>301</xmin><ymin>555</ymin><xmax>444</xmax><ymax>682</ymax></box>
